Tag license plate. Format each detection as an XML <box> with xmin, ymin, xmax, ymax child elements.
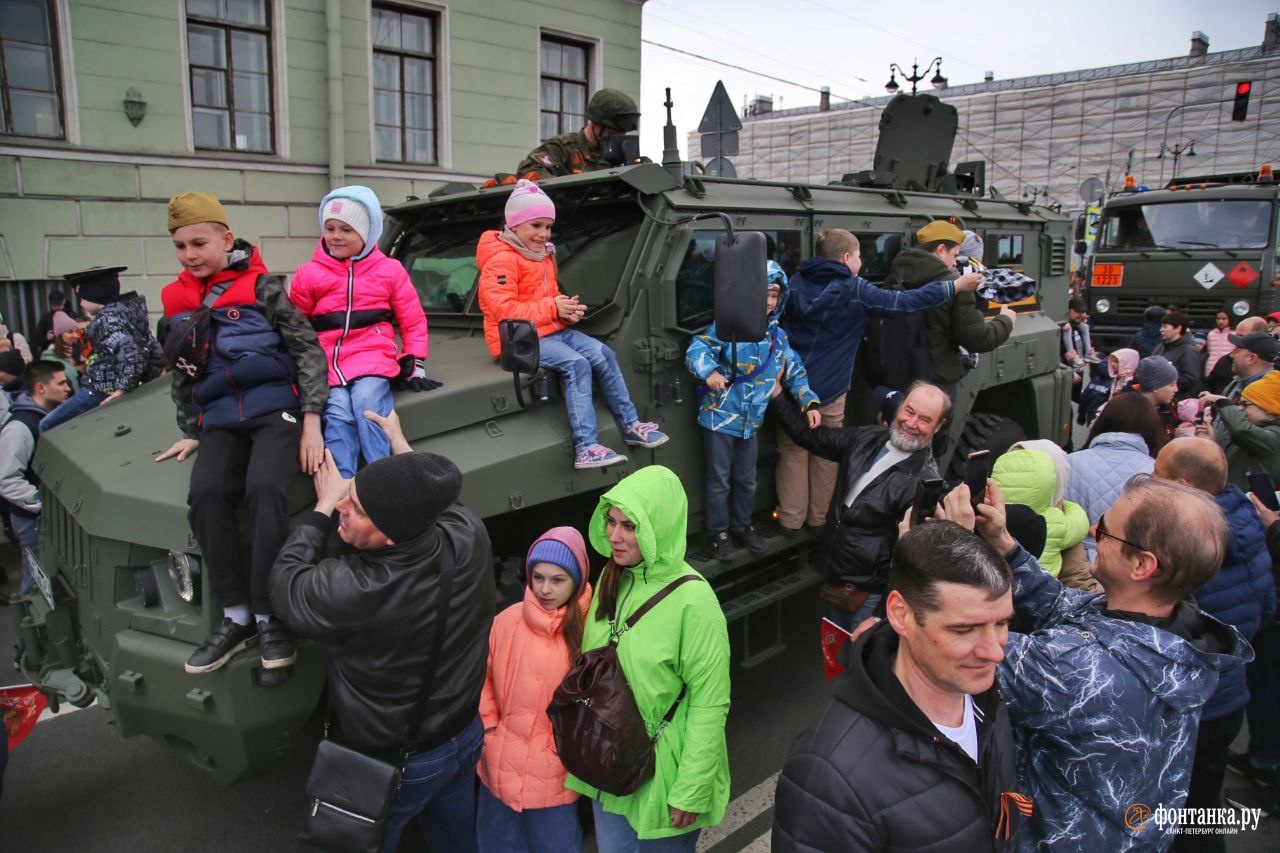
<box><xmin>24</xmin><ymin>547</ymin><xmax>55</xmax><ymax>610</ymax></box>
<box><xmin>1092</xmin><ymin>263</ymin><xmax>1123</xmax><ymax>287</ymax></box>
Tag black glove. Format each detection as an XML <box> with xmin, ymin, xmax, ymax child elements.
<box><xmin>393</xmin><ymin>356</ymin><xmax>443</xmax><ymax>392</ymax></box>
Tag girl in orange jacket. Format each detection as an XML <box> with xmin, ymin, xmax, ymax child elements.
<box><xmin>477</xmin><ymin>526</ymin><xmax>592</xmax><ymax>852</ymax></box>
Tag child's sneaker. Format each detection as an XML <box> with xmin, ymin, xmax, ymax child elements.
<box><xmin>574</xmin><ymin>444</ymin><xmax>628</xmax><ymax>469</ymax></box>
<box><xmin>623</xmin><ymin>421</ymin><xmax>669</xmax><ymax>449</ymax></box>
<box><xmin>709</xmin><ymin>531</ymin><xmax>737</xmax><ymax>562</ymax></box>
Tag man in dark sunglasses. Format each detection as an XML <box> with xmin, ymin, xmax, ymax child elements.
<box><xmin>941</xmin><ymin>473</ymin><xmax>1252</xmax><ymax>851</ymax></box>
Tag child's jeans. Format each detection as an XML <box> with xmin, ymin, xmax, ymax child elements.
<box><xmin>538</xmin><ymin>329</ymin><xmax>638</xmax><ymax>450</ymax></box>
<box><xmin>39</xmin><ymin>385</ymin><xmax>107</xmax><ymax>432</ymax></box>
<box><xmin>703</xmin><ymin>430</ymin><xmax>757</xmax><ymax>534</ymax></box>
<box><xmin>476</xmin><ymin>784</ymin><xmax>582</xmax><ymax>853</ymax></box>
<box><xmin>322</xmin><ymin>376</ymin><xmax>394</xmax><ymax>478</ymax></box>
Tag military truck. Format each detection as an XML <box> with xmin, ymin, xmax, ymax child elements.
<box><xmin>12</xmin><ymin>92</ymin><xmax>1072</xmax><ymax>783</ymax></box>
<box><xmin>1085</xmin><ymin>168</ymin><xmax>1280</xmax><ymax>350</ymax></box>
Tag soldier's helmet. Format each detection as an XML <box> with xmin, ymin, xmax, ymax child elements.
<box><xmin>585</xmin><ymin>88</ymin><xmax>640</xmax><ymax>132</ymax></box>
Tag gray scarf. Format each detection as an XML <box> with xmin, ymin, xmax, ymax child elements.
<box><xmin>499</xmin><ymin>227</ymin><xmax>555</xmax><ymax>262</ymax></box>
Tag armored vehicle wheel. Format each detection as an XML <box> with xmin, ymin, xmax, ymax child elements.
<box><xmin>946</xmin><ymin>413</ymin><xmax>1026</xmax><ymax>482</ymax></box>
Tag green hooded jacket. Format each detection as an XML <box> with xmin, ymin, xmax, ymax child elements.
<box><xmin>565</xmin><ymin>466</ymin><xmax>732</xmax><ymax>839</ymax></box>
<box><xmin>992</xmin><ymin>448</ymin><xmax>1089</xmax><ymax>577</ymax></box>
<box><xmin>888</xmin><ymin>248</ymin><xmax>1014</xmax><ymax>384</ymax></box>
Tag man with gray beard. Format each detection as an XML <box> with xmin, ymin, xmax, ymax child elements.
<box><xmin>770</xmin><ymin>381</ymin><xmax>950</xmax><ymax>632</ymax></box>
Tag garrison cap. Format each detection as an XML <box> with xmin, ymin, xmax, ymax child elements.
<box><xmin>916</xmin><ymin>220</ymin><xmax>965</xmax><ymax>246</ymax></box>
<box><xmin>585</xmin><ymin>88</ymin><xmax>640</xmax><ymax>132</ymax></box>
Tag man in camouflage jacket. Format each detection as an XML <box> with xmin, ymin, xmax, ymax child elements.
<box><xmin>516</xmin><ymin>88</ymin><xmax>640</xmax><ymax>178</ymax></box>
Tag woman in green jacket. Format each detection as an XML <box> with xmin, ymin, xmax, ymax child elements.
<box><xmin>565</xmin><ymin>465</ymin><xmax>731</xmax><ymax>850</ymax></box>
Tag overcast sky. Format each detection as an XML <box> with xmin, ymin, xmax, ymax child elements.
<box><xmin>639</xmin><ymin>0</ymin><xmax>1277</xmax><ymax>160</ymax></box>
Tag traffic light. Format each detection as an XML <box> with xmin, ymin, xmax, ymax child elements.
<box><xmin>1232</xmin><ymin>81</ymin><xmax>1252</xmax><ymax>122</ymax></box>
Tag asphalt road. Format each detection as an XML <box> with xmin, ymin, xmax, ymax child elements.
<box><xmin>3</xmin><ymin>543</ymin><xmax>1279</xmax><ymax>852</ymax></box>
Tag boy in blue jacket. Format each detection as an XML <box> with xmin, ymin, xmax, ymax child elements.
<box><xmin>687</xmin><ymin>261</ymin><xmax>821</xmax><ymax>560</ymax></box>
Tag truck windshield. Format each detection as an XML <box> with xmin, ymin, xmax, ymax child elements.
<box><xmin>391</xmin><ymin>201</ymin><xmax>644</xmax><ymax>313</ymax></box>
<box><xmin>1098</xmin><ymin>200</ymin><xmax>1272</xmax><ymax>251</ymax></box>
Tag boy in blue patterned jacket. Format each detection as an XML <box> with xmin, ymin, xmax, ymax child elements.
<box><xmin>686</xmin><ymin>261</ymin><xmax>821</xmax><ymax>561</ymax></box>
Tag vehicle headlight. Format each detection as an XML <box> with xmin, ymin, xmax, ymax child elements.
<box><xmin>1095</xmin><ymin>299</ymin><xmax>1110</xmax><ymax>313</ymax></box>
<box><xmin>1233</xmin><ymin>300</ymin><xmax>1250</xmax><ymax>317</ymax></box>
<box><xmin>167</xmin><ymin>550</ymin><xmax>202</xmax><ymax>604</ymax></box>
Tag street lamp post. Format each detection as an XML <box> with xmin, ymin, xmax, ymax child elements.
<box><xmin>885</xmin><ymin>58</ymin><xmax>948</xmax><ymax>96</ymax></box>
<box><xmin>1156</xmin><ymin>140</ymin><xmax>1197</xmax><ymax>183</ymax></box>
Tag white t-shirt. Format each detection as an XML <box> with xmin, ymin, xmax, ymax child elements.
<box><xmin>844</xmin><ymin>442</ymin><xmax>911</xmax><ymax>507</ymax></box>
<box><xmin>932</xmin><ymin>694</ymin><xmax>979</xmax><ymax>763</ymax></box>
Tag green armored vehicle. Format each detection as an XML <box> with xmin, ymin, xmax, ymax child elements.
<box><xmin>13</xmin><ymin>92</ymin><xmax>1072</xmax><ymax>783</ymax></box>
<box><xmin>1086</xmin><ymin>168</ymin><xmax>1280</xmax><ymax>349</ymax></box>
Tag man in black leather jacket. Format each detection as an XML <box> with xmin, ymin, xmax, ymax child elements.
<box><xmin>770</xmin><ymin>381</ymin><xmax>948</xmax><ymax>631</ymax></box>
<box><xmin>773</xmin><ymin>521</ymin><xmax>1024</xmax><ymax>852</ymax></box>
<box><xmin>270</xmin><ymin>411</ymin><xmax>494</xmax><ymax>853</ymax></box>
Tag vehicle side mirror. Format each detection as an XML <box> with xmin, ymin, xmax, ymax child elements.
<box><xmin>498</xmin><ymin>319</ymin><xmax>540</xmax><ymax>374</ymax></box>
<box><xmin>713</xmin><ymin>230</ymin><xmax>768</xmax><ymax>341</ymax></box>
<box><xmin>1074</xmin><ymin>241</ymin><xmax>1087</xmax><ymax>258</ymax></box>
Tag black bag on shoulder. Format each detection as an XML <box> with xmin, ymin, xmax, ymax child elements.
<box><xmin>547</xmin><ymin>574</ymin><xmax>699</xmax><ymax>796</ymax></box>
<box><xmin>297</xmin><ymin>550</ymin><xmax>457</xmax><ymax>852</ymax></box>
<box><xmin>162</xmin><ymin>280</ymin><xmax>231</xmax><ymax>379</ymax></box>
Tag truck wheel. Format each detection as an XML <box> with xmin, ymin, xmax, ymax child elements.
<box><xmin>946</xmin><ymin>414</ymin><xmax>1027</xmax><ymax>481</ymax></box>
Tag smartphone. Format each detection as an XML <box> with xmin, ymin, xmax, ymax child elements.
<box><xmin>911</xmin><ymin>478</ymin><xmax>948</xmax><ymax>525</ymax></box>
<box><xmin>1247</xmin><ymin>471</ymin><xmax>1280</xmax><ymax>512</ymax></box>
<box><xmin>964</xmin><ymin>450</ymin><xmax>993</xmax><ymax>510</ymax></box>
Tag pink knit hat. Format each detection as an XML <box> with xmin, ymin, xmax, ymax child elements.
<box><xmin>51</xmin><ymin>311</ymin><xmax>78</xmax><ymax>336</ymax></box>
<box><xmin>505</xmin><ymin>179</ymin><xmax>556</xmax><ymax>228</ymax></box>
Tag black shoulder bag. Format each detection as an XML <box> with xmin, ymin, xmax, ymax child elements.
<box><xmin>547</xmin><ymin>574</ymin><xmax>700</xmax><ymax>796</ymax></box>
<box><xmin>162</xmin><ymin>280</ymin><xmax>232</xmax><ymax>379</ymax></box>
<box><xmin>298</xmin><ymin>554</ymin><xmax>457</xmax><ymax>853</ymax></box>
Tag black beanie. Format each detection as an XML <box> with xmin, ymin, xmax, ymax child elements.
<box><xmin>353</xmin><ymin>451</ymin><xmax>462</xmax><ymax>544</ymax></box>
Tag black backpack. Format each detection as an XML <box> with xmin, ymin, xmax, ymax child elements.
<box><xmin>863</xmin><ymin>283</ymin><xmax>934</xmax><ymax>391</ymax></box>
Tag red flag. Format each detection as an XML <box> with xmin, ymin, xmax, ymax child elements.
<box><xmin>820</xmin><ymin>617</ymin><xmax>853</xmax><ymax>680</ymax></box>
<box><xmin>2</xmin><ymin>684</ymin><xmax>48</xmax><ymax>749</ymax></box>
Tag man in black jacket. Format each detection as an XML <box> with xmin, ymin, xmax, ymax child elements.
<box><xmin>770</xmin><ymin>381</ymin><xmax>949</xmax><ymax>631</ymax></box>
<box><xmin>773</xmin><ymin>521</ymin><xmax>1024</xmax><ymax>852</ymax></box>
<box><xmin>271</xmin><ymin>411</ymin><xmax>494</xmax><ymax>853</ymax></box>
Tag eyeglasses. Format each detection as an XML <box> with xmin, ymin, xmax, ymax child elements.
<box><xmin>1096</xmin><ymin>511</ymin><xmax>1148</xmax><ymax>553</ymax></box>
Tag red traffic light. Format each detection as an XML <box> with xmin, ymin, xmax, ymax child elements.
<box><xmin>1233</xmin><ymin>81</ymin><xmax>1253</xmax><ymax>122</ymax></box>
<box><xmin>1237</xmin><ymin>81</ymin><xmax>1252</xmax><ymax>96</ymax></box>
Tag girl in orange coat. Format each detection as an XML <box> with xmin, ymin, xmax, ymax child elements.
<box><xmin>477</xmin><ymin>526</ymin><xmax>592</xmax><ymax>852</ymax></box>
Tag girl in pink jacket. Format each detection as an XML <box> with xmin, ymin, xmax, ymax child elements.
<box><xmin>477</xmin><ymin>526</ymin><xmax>592</xmax><ymax>852</ymax></box>
<box><xmin>290</xmin><ymin>186</ymin><xmax>433</xmax><ymax>478</ymax></box>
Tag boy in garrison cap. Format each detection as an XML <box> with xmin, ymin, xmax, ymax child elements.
<box><xmin>39</xmin><ymin>266</ymin><xmax>164</xmax><ymax>432</ymax></box>
<box><xmin>156</xmin><ymin>191</ymin><xmax>327</xmax><ymax>676</ymax></box>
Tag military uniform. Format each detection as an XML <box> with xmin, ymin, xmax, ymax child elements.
<box><xmin>516</xmin><ymin>130</ymin><xmax>606</xmax><ymax>179</ymax></box>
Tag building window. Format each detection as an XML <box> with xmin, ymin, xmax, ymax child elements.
<box><xmin>372</xmin><ymin>5</ymin><xmax>437</xmax><ymax>164</ymax></box>
<box><xmin>186</xmin><ymin>0</ymin><xmax>273</xmax><ymax>152</ymax></box>
<box><xmin>0</xmin><ymin>0</ymin><xmax>64</xmax><ymax>138</ymax></box>
<box><xmin>539</xmin><ymin>36</ymin><xmax>589</xmax><ymax>141</ymax></box>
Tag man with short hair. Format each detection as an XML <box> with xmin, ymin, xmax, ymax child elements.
<box><xmin>517</xmin><ymin>88</ymin><xmax>641</xmax><ymax>178</ymax></box>
<box><xmin>777</xmin><ymin>227</ymin><xmax>979</xmax><ymax>531</ymax></box>
<box><xmin>963</xmin><ymin>475</ymin><xmax>1250</xmax><ymax>850</ymax></box>
<box><xmin>0</xmin><ymin>360</ymin><xmax>71</xmax><ymax>593</ymax></box>
<box><xmin>770</xmin><ymin>381</ymin><xmax>951</xmax><ymax>630</ymax></box>
<box><xmin>1155</xmin><ymin>309</ymin><xmax>1203</xmax><ymax>399</ymax></box>
<box><xmin>270</xmin><ymin>412</ymin><xmax>494</xmax><ymax>852</ymax></box>
<box><xmin>886</xmin><ymin>219</ymin><xmax>1017</xmax><ymax>396</ymax></box>
<box><xmin>773</xmin><ymin>521</ymin><xmax>1024</xmax><ymax>851</ymax></box>
<box><xmin>33</xmin><ymin>289</ymin><xmax>67</xmax><ymax>348</ymax></box>
<box><xmin>1155</xmin><ymin>437</ymin><xmax>1274</xmax><ymax>847</ymax></box>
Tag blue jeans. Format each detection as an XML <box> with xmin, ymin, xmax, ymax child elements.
<box><xmin>476</xmin><ymin>783</ymin><xmax>582</xmax><ymax>853</ymax></box>
<box><xmin>11</xmin><ymin>508</ymin><xmax>39</xmax><ymax>595</ymax></box>
<box><xmin>39</xmin><ymin>385</ymin><xmax>106</xmax><ymax>432</ymax></box>
<box><xmin>322</xmin><ymin>376</ymin><xmax>394</xmax><ymax>478</ymax></box>
<box><xmin>1245</xmin><ymin>622</ymin><xmax>1280</xmax><ymax>768</ymax></box>
<box><xmin>538</xmin><ymin>329</ymin><xmax>638</xmax><ymax>450</ymax></box>
<box><xmin>381</xmin><ymin>716</ymin><xmax>484</xmax><ymax>853</ymax></box>
<box><xmin>591</xmin><ymin>800</ymin><xmax>699</xmax><ymax>853</ymax></box>
<box><xmin>703</xmin><ymin>431</ymin><xmax>757</xmax><ymax>534</ymax></box>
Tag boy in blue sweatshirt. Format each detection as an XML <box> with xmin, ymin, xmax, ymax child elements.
<box><xmin>687</xmin><ymin>261</ymin><xmax>821</xmax><ymax>561</ymax></box>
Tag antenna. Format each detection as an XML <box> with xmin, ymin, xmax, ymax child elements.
<box><xmin>662</xmin><ymin>87</ymin><xmax>682</xmax><ymax>178</ymax></box>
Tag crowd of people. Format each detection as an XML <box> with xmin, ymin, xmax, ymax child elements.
<box><xmin>5</xmin><ymin>86</ymin><xmax>1280</xmax><ymax>849</ymax></box>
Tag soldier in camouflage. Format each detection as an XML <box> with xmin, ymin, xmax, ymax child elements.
<box><xmin>516</xmin><ymin>88</ymin><xmax>640</xmax><ymax>179</ymax></box>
